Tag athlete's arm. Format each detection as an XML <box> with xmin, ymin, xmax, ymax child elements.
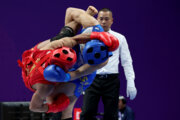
<box><xmin>71</xmin><ymin>33</ymin><xmax>91</xmax><ymax>44</ymax></box>
<box><xmin>69</xmin><ymin>59</ymin><xmax>108</xmax><ymax>80</ymax></box>
<box><xmin>40</xmin><ymin>33</ymin><xmax>91</xmax><ymax>50</ymax></box>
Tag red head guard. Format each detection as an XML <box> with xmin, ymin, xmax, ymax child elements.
<box><xmin>49</xmin><ymin>47</ymin><xmax>77</xmax><ymax>72</ymax></box>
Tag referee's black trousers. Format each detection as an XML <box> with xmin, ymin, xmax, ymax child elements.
<box><xmin>80</xmin><ymin>74</ymin><xmax>120</xmax><ymax>120</ymax></box>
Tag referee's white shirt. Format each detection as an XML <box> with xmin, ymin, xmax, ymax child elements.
<box><xmin>96</xmin><ymin>29</ymin><xmax>135</xmax><ymax>82</ymax></box>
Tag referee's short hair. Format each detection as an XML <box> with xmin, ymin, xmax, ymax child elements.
<box><xmin>99</xmin><ymin>8</ymin><xmax>113</xmax><ymax>17</ymax></box>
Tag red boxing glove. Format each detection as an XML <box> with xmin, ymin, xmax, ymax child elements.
<box><xmin>90</xmin><ymin>32</ymin><xmax>119</xmax><ymax>51</ymax></box>
<box><xmin>108</xmin><ymin>34</ymin><xmax>119</xmax><ymax>51</ymax></box>
<box><xmin>90</xmin><ymin>32</ymin><xmax>112</xmax><ymax>47</ymax></box>
<box><xmin>46</xmin><ymin>93</ymin><xmax>70</xmax><ymax>113</ymax></box>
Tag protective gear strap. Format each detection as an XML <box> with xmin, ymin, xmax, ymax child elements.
<box><xmin>18</xmin><ymin>50</ymin><xmax>53</xmax><ymax>78</ymax></box>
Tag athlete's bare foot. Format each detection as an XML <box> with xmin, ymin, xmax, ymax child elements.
<box><xmin>86</xmin><ymin>6</ymin><xmax>98</xmax><ymax>16</ymax></box>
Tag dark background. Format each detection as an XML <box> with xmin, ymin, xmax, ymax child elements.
<box><xmin>0</xmin><ymin>0</ymin><xmax>179</xmax><ymax>119</ymax></box>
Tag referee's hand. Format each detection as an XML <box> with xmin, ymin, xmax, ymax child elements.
<box><xmin>126</xmin><ymin>80</ymin><xmax>137</xmax><ymax>100</ymax></box>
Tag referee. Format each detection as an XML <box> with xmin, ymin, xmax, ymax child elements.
<box><xmin>80</xmin><ymin>8</ymin><xmax>137</xmax><ymax>120</ymax></box>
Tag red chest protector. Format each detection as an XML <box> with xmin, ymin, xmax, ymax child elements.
<box><xmin>18</xmin><ymin>44</ymin><xmax>77</xmax><ymax>92</ymax></box>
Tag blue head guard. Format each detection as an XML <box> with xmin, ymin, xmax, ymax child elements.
<box><xmin>83</xmin><ymin>39</ymin><xmax>111</xmax><ymax>65</ymax></box>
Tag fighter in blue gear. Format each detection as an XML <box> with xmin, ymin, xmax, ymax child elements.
<box><xmin>41</xmin><ymin>6</ymin><xmax>118</xmax><ymax>120</ymax></box>
<box><xmin>43</xmin><ymin>24</ymin><xmax>113</xmax><ymax>96</ymax></box>
<box><xmin>43</xmin><ymin>23</ymin><xmax>115</xmax><ymax>99</ymax></box>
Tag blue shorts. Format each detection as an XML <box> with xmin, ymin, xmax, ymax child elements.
<box><xmin>70</xmin><ymin>71</ymin><xmax>96</xmax><ymax>97</ymax></box>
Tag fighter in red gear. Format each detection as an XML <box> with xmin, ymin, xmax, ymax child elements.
<box><xmin>18</xmin><ymin>45</ymin><xmax>76</xmax><ymax>92</ymax></box>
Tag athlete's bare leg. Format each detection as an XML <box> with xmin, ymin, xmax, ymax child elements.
<box><xmin>65</xmin><ymin>6</ymin><xmax>99</xmax><ymax>30</ymax></box>
<box><xmin>38</xmin><ymin>6</ymin><xmax>98</xmax><ymax>50</ymax></box>
<box><xmin>64</xmin><ymin>6</ymin><xmax>98</xmax><ymax>35</ymax></box>
<box><xmin>61</xmin><ymin>96</ymin><xmax>78</xmax><ymax>119</ymax></box>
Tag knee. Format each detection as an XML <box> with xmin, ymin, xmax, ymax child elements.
<box><xmin>66</xmin><ymin>7</ymin><xmax>84</xmax><ymax>15</ymax></box>
<box><xmin>68</xmin><ymin>8</ymin><xmax>85</xmax><ymax>19</ymax></box>
<box><xmin>66</xmin><ymin>7</ymin><xmax>74</xmax><ymax>15</ymax></box>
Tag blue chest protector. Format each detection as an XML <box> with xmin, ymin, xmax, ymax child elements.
<box><xmin>69</xmin><ymin>44</ymin><xmax>96</xmax><ymax>97</ymax></box>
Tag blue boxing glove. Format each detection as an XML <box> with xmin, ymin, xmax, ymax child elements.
<box><xmin>43</xmin><ymin>65</ymin><xmax>71</xmax><ymax>82</ymax></box>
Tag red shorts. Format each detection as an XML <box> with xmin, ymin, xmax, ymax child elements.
<box><xmin>19</xmin><ymin>44</ymin><xmax>56</xmax><ymax>92</ymax></box>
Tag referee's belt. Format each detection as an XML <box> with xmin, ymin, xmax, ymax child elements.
<box><xmin>96</xmin><ymin>73</ymin><xmax>119</xmax><ymax>79</ymax></box>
